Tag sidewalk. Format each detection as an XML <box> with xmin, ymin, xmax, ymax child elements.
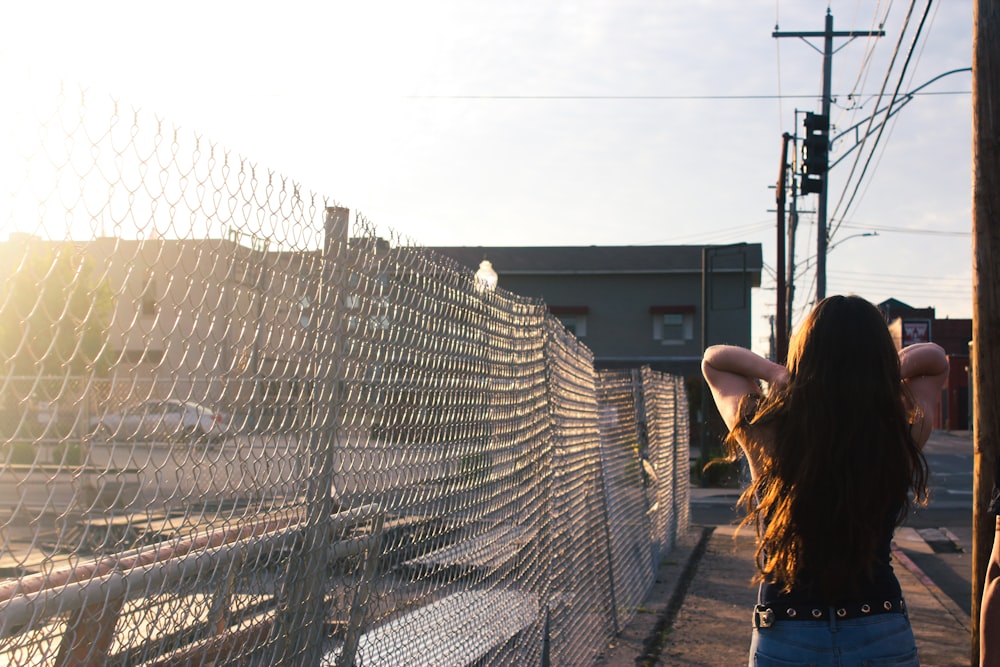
<box><xmin>595</xmin><ymin>490</ymin><xmax>973</xmax><ymax>666</ymax></box>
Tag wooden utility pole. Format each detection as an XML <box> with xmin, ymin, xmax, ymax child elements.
<box><xmin>774</xmin><ymin>11</ymin><xmax>883</xmax><ymax>303</ymax></box>
<box><xmin>972</xmin><ymin>1</ymin><xmax>999</xmax><ymax>663</ymax></box>
<box><xmin>775</xmin><ymin>133</ymin><xmax>790</xmax><ymax>363</ymax></box>
<box><xmin>787</xmin><ymin>140</ymin><xmax>799</xmax><ymax>336</ymax></box>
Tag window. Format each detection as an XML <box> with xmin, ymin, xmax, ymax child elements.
<box><xmin>651</xmin><ymin>305</ymin><xmax>695</xmax><ymax>345</ymax></box>
<box><xmin>558</xmin><ymin>315</ymin><xmax>587</xmax><ymax>337</ymax></box>
<box><xmin>549</xmin><ymin>306</ymin><xmax>589</xmax><ymax>337</ymax></box>
<box><xmin>661</xmin><ymin>313</ymin><xmax>686</xmax><ymax>340</ymax></box>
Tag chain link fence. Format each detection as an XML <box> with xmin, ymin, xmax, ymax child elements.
<box><xmin>0</xmin><ymin>83</ymin><xmax>690</xmax><ymax>666</ymax></box>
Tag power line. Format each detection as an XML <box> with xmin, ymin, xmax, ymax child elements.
<box><xmin>832</xmin><ymin>281</ymin><xmax>970</xmax><ymax>295</ymax></box>
<box><xmin>830</xmin><ymin>278</ymin><xmax>969</xmax><ymax>296</ymax></box>
<box><xmin>792</xmin><ymin>257</ymin><xmax>969</xmax><ymax>287</ymax></box>
<box><xmin>833</xmin><ymin>267</ymin><xmax>970</xmax><ymax>282</ymax></box>
<box><xmin>652</xmin><ymin>220</ymin><xmax>774</xmax><ymax>245</ymax></box>
<box><xmin>793</xmin><ymin>274</ymin><xmax>970</xmax><ymax>326</ymax></box>
<box><xmin>823</xmin><ymin>266</ymin><xmax>970</xmax><ymax>297</ymax></box>
<box><xmin>838</xmin><ymin>0</ymin><xmax>893</xmax><ymax>123</ymax></box>
<box><xmin>835</xmin><ymin>3</ymin><xmax>943</xmax><ymax>229</ymax></box>
<box><xmin>830</xmin><ymin>3</ymin><xmax>942</xmax><ymax>239</ymax></box>
<box><xmin>831</xmin><ymin>268</ymin><xmax>969</xmax><ymax>283</ymax></box>
<box><xmin>403</xmin><ymin>91</ymin><xmax>966</xmax><ymax>101</ymax></box>
<box><xmin>828</xmin><ymin>0</ymin><xmax>918</xmax><ymax>235</ymax></box>
<box><xmin>839</xmin><ymin>221</ymin><xmax>970</xmax><ymax>236</ymax></box>
<box><xmin>830</xmin><ymin>290</ymin><xmax>970</xmax><ymax>303</ymax></box>
<box><xmin>829</xmin><ymin>0</ymin><xmax>935</xmax><ymax>242</ymax></box>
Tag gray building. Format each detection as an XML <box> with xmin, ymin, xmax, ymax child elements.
<box><xmin>429</xmin><ymin>244</ymin><xmax>763</xmax><ymax>379</ymax></box>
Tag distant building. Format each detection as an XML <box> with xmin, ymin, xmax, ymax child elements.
<box><xmin>3</xmin><ymin>231</ymin><xmax>765</xmax><ymax>441</ymax></box>
<box><xmin>428</xmin><ymin>245</ymin><xmax>763</xmax><ymax>380</ymax></box>
<box><xmin>878</xmin><ymin>297</ymin><xmax>936</xmax><ymax>324</ymax></box>
<box><xmin>0</xmin><ymin>210</ymin><xmax>352</xmax><ymax>417</ymax></box>
<box><xmin>429</xmin><ymin>244</ymin><xmax>763</xmax><ymax>451</ymax></box>
<box><xmin>879</xmin><ymin>298</ymin><xmax>971</xmax><ymax>431</ymax></box>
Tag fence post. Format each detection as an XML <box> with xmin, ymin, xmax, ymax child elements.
<box><xmin>269</xmin><ymin>206</ymin><xmax>349</xmax><ymax>665</ymax></box>
<box><xmin>337</xmin><ymin>512</ymin><xmax>385</xmax><ymax>667</ymax></box>
<box><xmin>540</xmin><ymin>605</ymin><xmax>551</xmax><ymax>667</ymax></box>
<box><xmin>538</xmin><ymin>317</ymin><xmax>571</xmax><ymax>664</ymax></box>
<box><xmin>596</xmin><ymin>373</ymin><xmax>622</xmax><ymax>635</ymax></box>
<box><xmin>673</xmin><ymin>376</ymin><xmax>682</xmax><ymax>545</ymax></box>
<box><xmin>674</xmin><ymin>377</ymin><xmax>691</xmax><ymax>535</ymax></box>
<box><xmin>632</xmin><ymin>367</ymin><xmax>659</xmax><ymax>564</ymax></box>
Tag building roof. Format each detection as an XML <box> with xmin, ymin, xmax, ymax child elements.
<box><xmin>878</xmin><ymin>297</ymin><xmax>936</xmax><ymax>321</ymax></box>
<box><xmin>427</xmin><ymin>244</ymin><xmax>763</xmax><ymax>279</ymax></box>
<box><xmin>878</xmin><ymin>297</ymin><xmax>915</xmax><ymax>311</ymax></box>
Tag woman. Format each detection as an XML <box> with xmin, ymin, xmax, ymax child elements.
<box><xmin>701</xmin><ymin>295</ymin><xmax>948</xmax><ymax>667</ymax></box>
<box><xmin>982</xmin><ymin>455</ymin><xmax>1000</xmax><ymax>667</ymax></box>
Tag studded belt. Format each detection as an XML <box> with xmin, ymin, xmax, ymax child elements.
<box><xmin>752</xmin><ymin>599</ymin><xmax>906</xmax><ymax>628</ymax></box>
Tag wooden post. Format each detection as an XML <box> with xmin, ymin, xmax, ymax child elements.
<box><xmin>971</xmin><ymin>1</ymin><xmax>999</xmax><ymax>664</ymax></box>
<box><xmin>775</xmin><ymin>133</ymin><xmax>790</xmax><ymax>363</ymax></box>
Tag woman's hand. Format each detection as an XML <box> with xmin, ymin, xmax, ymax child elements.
<box><xmin>768</xmin><ymin>365</ymin><xmax>791</xmax><ymax>392</ymax></box>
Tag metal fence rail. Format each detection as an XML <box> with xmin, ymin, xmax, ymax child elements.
<box><xmin>0</xmin><ymin>83</ymin><xmax>691</xmax><ymax>666</ymax></box>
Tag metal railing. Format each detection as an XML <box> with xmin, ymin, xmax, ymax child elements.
<box><xmin>0</xmin><ymin>82</ymin><xmax>691</xmax><ymax>666</ymax></box>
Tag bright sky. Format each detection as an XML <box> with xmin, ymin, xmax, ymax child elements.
<box><xmin>0</xmin><ymin>0</ymin><xmax>974</xmax><ymax>354</ymax></box>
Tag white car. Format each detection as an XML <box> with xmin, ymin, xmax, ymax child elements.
<box><xmin>92</xmin><ymin>399</ymin><xmax>228</xmax><ymax>442</ymax></box>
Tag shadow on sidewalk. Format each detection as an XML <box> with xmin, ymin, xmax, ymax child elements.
<box><xmin>597</xmin><ymin>523</ymin><xmax>973</xmax><ymax>667</ymax></box>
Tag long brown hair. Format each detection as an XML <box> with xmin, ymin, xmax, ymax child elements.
<box><xmin>729</xmin><ymin>295</ymin><xmax>928</xmax><ymax>601</ymax></box>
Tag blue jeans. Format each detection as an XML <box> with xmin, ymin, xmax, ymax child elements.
<box><xmin>750</xmin><ymin>612</ymin><xmax>919</xmax><ymax>666</ymax></box>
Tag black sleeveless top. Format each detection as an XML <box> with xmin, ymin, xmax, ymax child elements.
<box><xmin>759</xmin><ymin>513</ymin><xmax>902</xmax><ymax>607</ymax></box>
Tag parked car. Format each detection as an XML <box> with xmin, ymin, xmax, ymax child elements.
<box><xmin>91</xmin><ymin>399</ymin><xmax>228</xmax><ymax>442</ymax></box>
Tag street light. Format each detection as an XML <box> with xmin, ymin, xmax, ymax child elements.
<box><xmin>799</xmin><ymin>231</ymin><xmax>879</xmax><ymax>274</ymax></box>
<box><xmin>475</xmin><ymin>259</ymin><xmax>498</xmax><ymax>292</ymax></box>
<box><xmin>828</xmin><ymin>230</ymin><xmax>878</xmax><ymax>253</ymax></box>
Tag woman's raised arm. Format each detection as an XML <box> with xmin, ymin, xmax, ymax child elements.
<box><xmin>898</xmin><ymin>342</ymin><xmax>948</xmax><ymax>448</ymax></box>
<box><xmin>702</xmin><ymin>345</ymin><xmax>788</xmax><ymax>432</ymax></box>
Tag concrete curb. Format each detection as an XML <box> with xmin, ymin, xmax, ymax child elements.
<box><xmin>891</xmin><ymin>543</ymin><xmax>972</xmax><ymax>633</ymax></box>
